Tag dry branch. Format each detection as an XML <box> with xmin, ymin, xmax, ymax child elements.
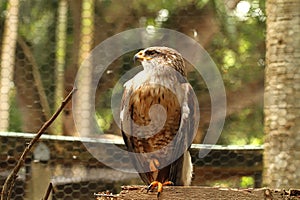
<box><xmin>0</xmin><ymin>88</ymin><xmax>76</xmax><ymax>200</ymax></box>
<box><xmin>42</xmin><ymin>182</ymin><xmax>53</xmax><ymax>200</ymax></box>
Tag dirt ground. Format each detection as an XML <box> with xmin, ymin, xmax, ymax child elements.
<box><xmin>96</xmin><ymin>185</ymin><xmax>300</xmax><ymax>200</ymax></box>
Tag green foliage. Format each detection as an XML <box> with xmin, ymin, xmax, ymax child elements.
<box><xmin>8</xmin><ymin>90</ymin><xmax>22</xmax><ymax>132</ymax></box>
<box><xmin>218</xmin><ymin>106</ymin><xmax>264</xmax><ymax>145</ymax></box>
<box><xmin>18</xmin><ymin>1</ymin><xmax>58</xmax><ymax>108</ymax></box>
<box><xmin>240</xmin><ymin>176</ymin><xmax>255</xmax><ymax>188</ymax></box>
<box><xmin>1</xmin><ymin>0</ymin><xmax>266</xmax><ymax>144</ymax></box>
<box><xmin>211</xmin><ymin>176</ymin><xmax>255</xmax><ymax>188</ymax></box>
<box><xmin>131</xmin><ymin>0</ymin><xmax>195</xmax><ymax>13</ymax></box>
<box><xmin>96</xmin><ymin>109</ymin><xmax>113</xmax><ymax>132</ymax></box>
<box><xmin>208</xmin><ymin>0</ymin><xmax>265</xmax><ymax>145</ymax></box>
<box><xmin>209</xmin><ymin>0</ymin><xmax>265</xmax><ymax>89</ymax></box>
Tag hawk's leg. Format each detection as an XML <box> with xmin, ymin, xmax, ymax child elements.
<box><xmin>146</xmin><ymin>181</ymin><xmax>174</xmax><ymax>198</ymax></box>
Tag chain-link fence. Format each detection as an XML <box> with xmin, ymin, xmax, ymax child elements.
<box><xmin>0</xmin><ymin>0</ymin><xmax>265</xmax><ymax>199</ymax></box>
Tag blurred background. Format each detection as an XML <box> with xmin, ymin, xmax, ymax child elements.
<box><xmin>0</xmin><ymin>0</ymin><xmax>266</xmax><ymax>199</ymax></box>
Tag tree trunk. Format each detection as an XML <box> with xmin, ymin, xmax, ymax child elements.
<box><xmin>54</xmin><ymin>0</ymin><xmax>68</xmax><ymax>135</ymax></box>
<box><xmin>73</xmin><ymin>0</ymin><xmax>95</xmax><ymax>136</ymax></box>
<box><xmin>0</xmin><ymin>0</ymin><xmax>19</xmax><ymax>131</ymax></box>
<box><xmin>264</xmin><ymin>0</ymin><xmax>300</xmax><ymax>188</ymax></box>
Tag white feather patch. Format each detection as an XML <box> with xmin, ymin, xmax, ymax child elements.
<box><xmin>181</xmin><ymin>151</ymin><xmax>193</xmax><ymax>186</ymax></box>
<box><xmin>120</xmin><ymin>108</ymin><xmax>125</xmax><ymax>121</ymax></box>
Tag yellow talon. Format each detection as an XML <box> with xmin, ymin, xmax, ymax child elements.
<box><xmin>146</xmin><ymin>181</ymin><xmax>174</xmax><ymax>198</ymax></box>
<box><xmin>157</xmin><ymin>182</ymin><xmax>163</xmax><ymax>198</ymax></box>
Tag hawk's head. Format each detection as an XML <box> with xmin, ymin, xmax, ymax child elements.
<box><xmin>134</xmin><ymin>46</ymin><xmax>186</xmax><ymax>77</ymax></box>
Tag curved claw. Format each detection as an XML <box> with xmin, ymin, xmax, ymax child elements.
<box><xmin>157</xmin><ymin>182</ymin><xmax>163</xmax><ymax>198</ymax></box>
<box><xmin>146</xmin><ymin>181</ymin><xmax>174</xmax><ymax>198</ymax></box>
<box><xmin>147</xmin><ymin>181</ymin><xmax>159</xmax><ymax>192</ymax></box>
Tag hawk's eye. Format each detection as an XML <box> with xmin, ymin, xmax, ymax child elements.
<box><xmin>145</xmin><ymin>50</ymin><xmax>158</xmax><ymax>56</ymax></box>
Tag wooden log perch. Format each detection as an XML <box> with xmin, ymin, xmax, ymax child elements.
<box><xmin>96</xmin><ymin>185</ymin><xmax>300</xmax><ymax>200</ymax></box>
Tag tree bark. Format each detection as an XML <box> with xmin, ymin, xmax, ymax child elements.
<box><xmin>73</xmin><ymin>0</ymin><xmax>95</xmax><ymax>136</ymax></box>
<box><xmin>264</xmin><ymin>0</ymin><xmax>300</xmax><ymax>188</ymax></box>
<box><xmin>54</xmin><ymin>0</ymin><xmax>68</xmax><ymax>135</ymax></box>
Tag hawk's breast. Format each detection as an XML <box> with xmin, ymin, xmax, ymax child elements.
<box><xmin>129</xmin><ymin>84</ymin><xmax>181</xmax><ymax>153</ymax></box>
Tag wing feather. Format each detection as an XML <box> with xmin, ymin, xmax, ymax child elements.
<box><xmin>169</xmin><ymin>82</ymin><xmax>199</xmax><ymax>185</ymax></box>
<box><xmin>120</xmin><ymin>83</ymin><xmax>153</xmax><ymax>184</ymax></box>
<box><xmin>120</xmin><ymin>72</ymin><xmax>199</xmax><ymax>186</ymax></box>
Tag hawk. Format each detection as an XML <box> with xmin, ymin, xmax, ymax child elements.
<box><xmin>120</xmin><ymin>46</ymin><xmax>199</xmax><ymax>197</ymax></box>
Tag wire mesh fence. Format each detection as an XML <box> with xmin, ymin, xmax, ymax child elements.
<box><xmin>0</xmin><ymin>132</ymin><xmax>263</xmax><ymax>200</ymax></box>
<box><xmin>0</xmin><ymin>0</ymin><xmax>265</xmax><ymax>199</ymax></box>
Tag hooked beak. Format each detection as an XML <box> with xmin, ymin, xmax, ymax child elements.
<box><xmin>133</xmin><ymin>50</ymin><xmax>150</xmax><ymax>63</ymax></box>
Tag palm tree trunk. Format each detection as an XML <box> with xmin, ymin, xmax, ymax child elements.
<box><xmin>264</xmin><ymin>0</ymin><xmax>300</xmax><ymax>188</ymax></box>
<box><xmin>0</xmin><ymin>0</ymin><xmax>20</xmax><ymax>131</ymax></box>
<box><xmin>54</xmin><ymin>0</ymin><xmax>68</xmax><ymax>135</ymax></box>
